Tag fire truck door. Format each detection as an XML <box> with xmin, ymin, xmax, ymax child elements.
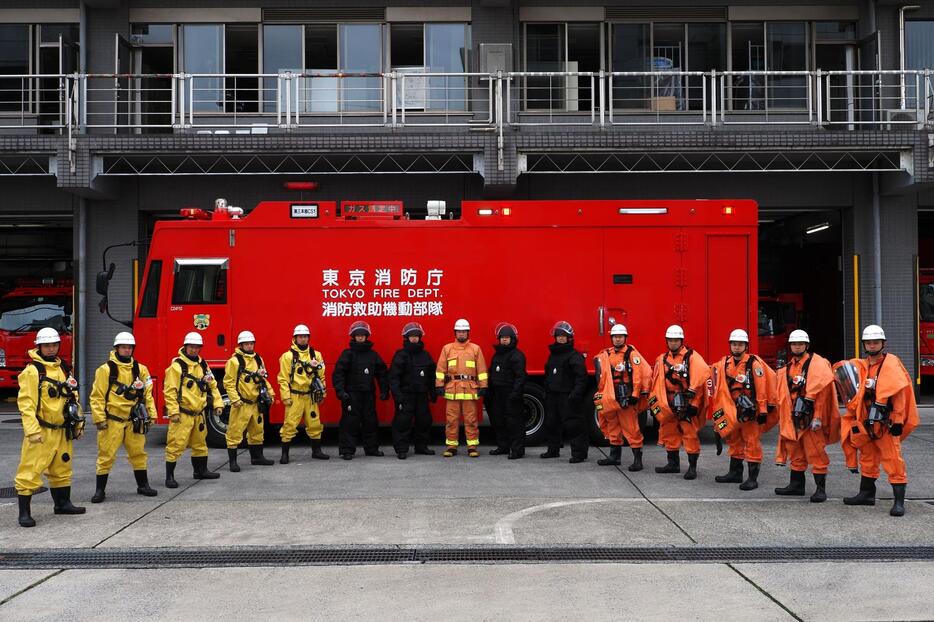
<box><xmin>706</xmin><ymin>235</ymin><xmax>750</xmax><ymax>356</ymax></box>
<box><xmin>167</xmin><ymin>258</ymin><xmax>232</xmax><ymax>366</ymax></box>
<box><xmin>601</xmin><ymin>228</ymin><xmax>677</xmax><ymax>344</ymax></box>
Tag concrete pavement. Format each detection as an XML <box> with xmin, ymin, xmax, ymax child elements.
<box><xmin>1</xmin><ymin>416</ymin><xmax>933</xmax><ymax>620</ymax></box>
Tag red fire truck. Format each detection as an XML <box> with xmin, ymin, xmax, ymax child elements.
<box><xmin>920</xmin><ymin>269</ymin><xmax>934</xmax><ymax>379</ymax></box>
<box><xmin>0</xmin><ymin>278</ymin><xmax>74</xmax><ymax>391</ymax></box>
<box><xmin>757</xmin><ymin>292</ymin><xmax>804</xmax><ymax>367</ymax></box>
<box><xmin>101</xmin><ymin>196</ymin><xmax>757</xmax><ymax>447</ymax></box>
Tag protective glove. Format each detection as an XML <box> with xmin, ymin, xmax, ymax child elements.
<box><xmin>168</xmin><ymin>414</ymin><xmax>181</xmax><ymax>424</ymax></box>
<box><xmin>849</xmin><ymin>467</ymin><xmax>859</xmax><ymax>474</ymax></box>
<box><xmin>231</xmin><ymin>400</ymin><xmax>242</xmax><ymax>409</ymax></box>
<box><xmin>435</xmin><ymin>387</ymin><xmax>445</xmax><ymax>398</ymax></box>
<box><xmin>96</xmin><ymin>421</ymin><xmax>108</xmax><ymax>430</ymax></box>
<box><xmin>810</xmin><ymin>418</ymin><xmax>822</xmax><ymax>431</ymax></box>
<box><xmin>283</xmin><ymin>398</ymin><xmax>293</xmax><ymax>407</ymax></box>
<box><xmin>889</xmin><ymin>423</ymin><xmax>903</xmax><ymax>436</ymax></box>
<box><xmin>478</xmin><ymin>388</ymin><xmax>487</xmax><ymax>398</ymax></box>
<box><xmin>757</xmin><ymin>413</ymin><xmax>767</xmax><ymax>425</ymax></box>
<box><xmin>686</xmin><ymin>405</ymin><xmax>698</xmax><ymax>418</ymax></box>
<box><xmin>340</xmin><ymin>392</ymin><xmax>351</xmax><ymax>402</ymax></box>
<box><xmin>27</xmin><ymin>433</ymin><xmax>43</xmax><ymax>444</ymax></box>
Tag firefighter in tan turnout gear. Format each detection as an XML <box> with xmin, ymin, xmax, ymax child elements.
<box><xmin>89</xmin><ymin>331</ymin><xmax>158</xmax><ymax>503</ymax></box>
<box><xmin>436</xmin><ymin>319</ymin><xmax>488</xmax><ymax>458</ymax></box>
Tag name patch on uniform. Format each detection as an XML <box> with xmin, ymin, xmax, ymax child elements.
<box><xmin>712</xmin><ymin>408</ymin><xmax>724</xmax><ymax>421</ymax></box>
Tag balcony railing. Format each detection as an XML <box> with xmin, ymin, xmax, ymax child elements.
<box><xmin>0</xmin><ymin>69</ymin><xmax>930</xmax><ymax>134</ymax></box>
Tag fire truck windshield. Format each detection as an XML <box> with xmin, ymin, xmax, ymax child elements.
<box><xmin>921</xmin><ymin>282</ymin><xmax>934</xmax><ymax>323</ymax></box>
<box><xmin>0</xmin><ymin>297</ymin><xmax>71</xmax><ymax>333</ymax></box>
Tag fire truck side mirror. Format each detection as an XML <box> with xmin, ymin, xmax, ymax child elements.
<box><xmin>96</xmin><ymin>263</ymin><xmax>115</xmax><ymax>297</ymax></box>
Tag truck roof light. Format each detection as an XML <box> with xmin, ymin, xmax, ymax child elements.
<box><xmin>723</xmin><ymin>206</ymin><xmax>734</xmax><ymax>215</ymax></box>
<box><xmin>284</xmin><ymin>181</ymin><xmax>319</xmax><ymax>191</ymax></box>
<box><xmin>618</xmin><ymin>208</ymin><xmax>667</xmax><ymax>215</ymax></box>
<box><xmin>179</xmin><ymin>208</ymin><xmax>210</xmax><ymax>220</ymax></box>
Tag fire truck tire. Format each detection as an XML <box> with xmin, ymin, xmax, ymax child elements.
<box><xmin>522</xmin><ymin>383</ymin><xmax>548</xmax><ymax>446</ymax></box>
<box><xmin>205</xmin><ymin>376</ymin><xmax>231</xmax><ymax>449</ymax></box>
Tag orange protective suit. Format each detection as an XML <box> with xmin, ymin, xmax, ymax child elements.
<box><xmin>838</xmin><ymin>353</ymin><xmax>918</xmax><ymax>484</ymax></box>
<box><xmin>709</xmin><ymin>353</ymin><xmax>770</xmax><ymax>463</ymax></box>
<box><xmin>775</xmin><ymin>352</ymin><xmax>839</xmax><ymax>474</ymax></box>
<box><xmin>649</xmin><ymin>346</ymin><xmax>710</xmax><ymax>454</ymax></box>
<box><xmin>593</xmin><ymin>344</ymin><xmax>652</xmax><ymax>448</ymax></box>
<box><xmin>436</xmin><ymin>340</ymin><xmax>488</xmax><ymax>448</ymax></box>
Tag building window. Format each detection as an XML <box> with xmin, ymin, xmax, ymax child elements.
<box><xmin>390</xmin><ymin>23</ymin><xmax>469</xmax><ymax>111</ymax></box>
<box><xmin>182</xmin><ymin>24</ymin><xmax>223</xmax><ymax>112</ymax></box>
<box><xmin>730</xmin><ymin>22</ymin><xmax>808</xmax><ymax>111</ymax></box>
<box><xmin>131</xmin><ymin>24</ymin><xmax>174</xmax><ymax>45</ymax></box>
<box><xmin>263</xmin><ymin>23</ymin><xmax>382</xmax><ymax>113</ymax></box>
<box><xmin>610</xmin><ymin>22</ymin><xmax>723</xmax><ymax>112</ymax></box>
<box><xmin>0</xmin><ymin>25</ymin><xmax>30</xmax><ymax>113</ymax></box>
<box><xmin>524</xmin><ymin>23</ymin><xmax>600</xmax><ymax>112</ymax></box>
<box><xmin>224</xmin><ymin>24</ymin><xmax>259</xmax><ymax>113</ymax></box>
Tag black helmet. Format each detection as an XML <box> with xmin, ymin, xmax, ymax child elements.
<box><xmin>495</xmin><ymin>322</ymin><xmax>518</xmax><ymax>339</ymax></box>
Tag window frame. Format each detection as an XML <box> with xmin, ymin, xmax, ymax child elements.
<box><xmin>522</xmin><ymin>21</ymin><xmax>604</xmax><ymax>113</ymax></box>
<box><xmin>138</xmin><ymin>259</ymin><xmax>163</xmax><ymax>318</ymax></box>
<box><xmin>171</xmin><ymin>258</ymin><xmax>229</xmax><ymax>306</ymax></box>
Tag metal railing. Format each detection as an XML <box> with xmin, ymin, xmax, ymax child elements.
<box><xmin>0</xmin><ymin>69</ymin><xmax>931</xmax><ymax>134</ymax></box>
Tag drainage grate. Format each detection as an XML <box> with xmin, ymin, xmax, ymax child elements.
<box><xmin>1</xmin><ymin>546</ymin><xmax>932</xmax><ymax>569</ymax></box>
<box><xmin>0</xmin><ymin>486</ymin><xmax>46</xmax><ymax>498</ymax></box>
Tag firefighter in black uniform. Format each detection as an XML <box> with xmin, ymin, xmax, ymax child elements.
<box><xmin>333</xmin><ymin>320</ymin><xmax>389</xmax><ymax>460</ymax></box>
<box><xmin>541</xmin><ymin>321</ymin><xmax>589</xmax><ymax>463</ymax></box>
<box><xmin>487</xmin><ymin>323</ymin><xmax>528</xmax><ymax>459</ymax></box>
<box><xmin>389</xmin><ymin>322</ymin><xmax>437</xmax><ymax>459</ymax></box>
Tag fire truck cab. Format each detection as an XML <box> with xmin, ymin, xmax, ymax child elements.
<box><xmin>0</xmin><ymin>278</ymin><xmax>74</xmax><ymax>391</ymax></box>
<box><xmin>121</xmin><ymin>197</ymin><xmax>757</xmax><ymax>447</ymax></box>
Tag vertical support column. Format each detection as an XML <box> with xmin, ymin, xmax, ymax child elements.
<box><xmin>844</xmin><ymin>174</ymin><xmax>919</xmax><ymax>378</ymax></box>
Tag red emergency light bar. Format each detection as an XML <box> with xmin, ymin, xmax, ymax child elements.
<box><xmin>284</xmin><ymin>181</ymin><xmax>319</xmax><ymax>191</ymax></box>
<box><xmin>179</xmin><ymin>208</ymin><xmax>212</xmax><ymax>220</ymax></box>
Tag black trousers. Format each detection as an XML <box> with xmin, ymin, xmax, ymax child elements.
<box><xmin>487</xmin><ymin>388</ymin><xmax>526</xmax><ymax>454</ymax></box>
<box><xmin>339</xmin><ymin>391</ymin><xmax>378</xmax><ymax>455</ymax></box>
<box><xmin>391</xmin><ymin>393</ymin><xmax>432</xmax><ymax>453</ymax></box>
<box><xmin>544</xmin><ymin>390</ymin><xmax>589</xmax><ymax>458</ymax></box>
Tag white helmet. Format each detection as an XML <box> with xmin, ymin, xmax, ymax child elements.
<box><xmin>183</xmin><ymin>331</ymin><xmax>203</xmax><ymax>346</ymax></box>
<box><xmin>665</xmin><ymin>325</ymin><xmax>685</xmax><ymax>339</ymax></box>
<box><xmin>237</xmin><ymin>330</ymin><xmax>256</xmax><ymax>344</ymax></box>
<box><xmin>454</xmin><ymin>318</ymin><xmax>471</xmax><ymax>331</ymax></box>
<box><xmin>113</xmin><ymin>332</ymin><xmax>136</xmax><ymax>347</ymax></box>
<box><xmin>728</xmin><ymin>329</ymin><xmax>749</xmax><ymax>343</ymax></box>
<box><xmin>35</xmin><ymin>327</ymin><xmax>61</xmax><ymax>345</ymax></box>
<box><xmin>788</xmin><ymin>329</ymin><xmax>810</xmax><ymax>344</ymax></box>
<box><xmin>610</xmin><ymin>324</ymin><xmax>628</xmax><ymax>337</ymax></box>
<box><xmin>862</xmin><ymin>325</ymin><xmax>886</xmax><ymax>341</ymax></box>
<box><xmin>293</xmin><ymin>324</ymin><xmax>310</xmax><ymax>337</ymax></box>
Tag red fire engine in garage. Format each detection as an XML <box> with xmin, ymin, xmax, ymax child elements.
<box><xmin>920</xmin><ymin>268</ymin><xmax>934</xmax><ymax>378</ymax></box>
<box><xmin>101</xmin><ymin>196</ymin><xmax>757</xmax><ymax>447</ymax></box>
<box><xmin>0</xmin><ymin>278</ymin><xmax>74</xmax><ymax>391</ymax></box>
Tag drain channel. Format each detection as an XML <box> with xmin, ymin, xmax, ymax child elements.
<box><xmin>0</xmin><ymin>546</ymin><xmax>931</xmax><ymax>569</ymax></box>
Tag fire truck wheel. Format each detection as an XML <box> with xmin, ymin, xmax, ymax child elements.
<box><xmin>522</xmin><ymin>383</ymin><xmax>547</xmax><ymax>446</ymax></box>
<box><xmin>205</xmin><ymin>385</ymin><xmax>231</xmax><ymax>449</ymax></box>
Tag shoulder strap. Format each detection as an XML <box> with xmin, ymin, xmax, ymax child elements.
<box><xmin>254</xmin><ymin>353</ymin><xmax>264</xmax><ymax>369</ymax></box>
<box><xmin>105</xmin><ymin>360</ymin><xmax>118</xmax><ymax>410</ymax></box>
<box><xmin>133</xmin><ymin>359</ymin><xmax>140</xmax><ymax>381</ymax></box>
<box><xmin>290</xmin><ymin>348</ymin><xmax>300</xmax><ymax>384</ymax></box>
<box><xmin>31</xmin><ymin>360</ymin><xmax>46</xmax><ymax>380</ymax></box>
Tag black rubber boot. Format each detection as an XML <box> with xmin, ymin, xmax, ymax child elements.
<box><xmin>597</xmin><ymin>445</ymin><xmax>622</xmax><ymax>466</ymax></box>
<box><xmin>192</xmin><ymin>456</ymin><xmax>220</xmax><ymax>480</ymax></box>
<box><xmin>810</xmin><ymin>473</ymin><xmax>827</xmax><ymax>503</ymax></box>
<box><xmin>397</xmin><ymin>451</ymin><xmax>408</xmax><ymax>460</ymax></box>
<box><xmin>683</xmin><ymin>453</ymin><xmax>699</xmax><ymax>480</ymax></box>
<box><xmin>890</xmin><ymin>483</ymin><xmax>906</xmax><ymax>517</ymax></box>
<box><xmin>774</xmin><ymin>470</ymin><xmax>806</xmax><ymax>496</ymax></box>
<box><xmin>540</xmin><ymin>448</ymin><xmax>560</xmax><ymax>459</ymax></box>
<box><xmin>51</xmin><ymin>486</ymin><xmax>86</xmax><ymax>515</ymax></box>
<box><xmin>739</xmin><ymin>462</ymin><xmax>760</xmax><ymax>491</ymax></box>
<box><xmin>18</xmin><ymin>494</ymin><xmax>35</xmax><ymax>528</ymax></box>
<box><xmin>715</xmin><ymin>457</ymin><xmax>744</xmax><ymax>483</ymax></box>
<box><xmin>134</xmin><ymin>470</ymin><xmax>158</xmax><ymax>497</ymax></box>
<box><xmin>310</xmin><ymin>439</ymin><xmax>330</xmax><ymax>460</ymax></box>
<box><xmin>655</xmin><ymin>450</ymin><xmax>680</xmax><ymax>473</ymax></box>
<box><xmin>165</xmin><ymin>461</ymin><xmax>178</xmax><ymax>488</ymax></box>
<box><xmin>228</xmin><ymin>448</ymin><xmax>241</xmax><ymax>472</ymax></box>
<box><xmin>414</xmin><ymin>446</ymin><xmax>435</xmax><ymax>456</ymax></box>
<box><xmin>489</xmin><ymin>447</ymin><xmax>508</xmax><ymax>455</ymax></box>
<box><xmin>364</xmin><ymin>448</ymin><xmax>385</xmax><ymax>457</ymax></box>
<box><xmin>249</xmin><ymin>445</ymin><xmax>274</xmax><ymax>466</ymax></box>
<box><xmin>628</xmin><ymin>448</ymin><xmax>644</xmax><ymax>472</ymax></box>
<box><xmin>279</xmin><ymin>442</ymin><xmax>290</xmax><ymax>465</ymax></box>
<box><xmin>568</xmin><ymin>454</ymin><xmax>588</xmax><ymax>464</ymax></box>
<box><xmin>91</xmin><ymin>474</ymin><xmax>108</xmax><ymax>503</ymax></box>
<box><xmin>843</xmin><ymin>476</ymin><xmax>876</xmax><ymax>506</ymax></box>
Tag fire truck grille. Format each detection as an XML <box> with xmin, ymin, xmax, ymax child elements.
<box><xmin>1</xmin><ymin>546</ymin><xmax>931</xmax><ymax>569</ymax></box>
